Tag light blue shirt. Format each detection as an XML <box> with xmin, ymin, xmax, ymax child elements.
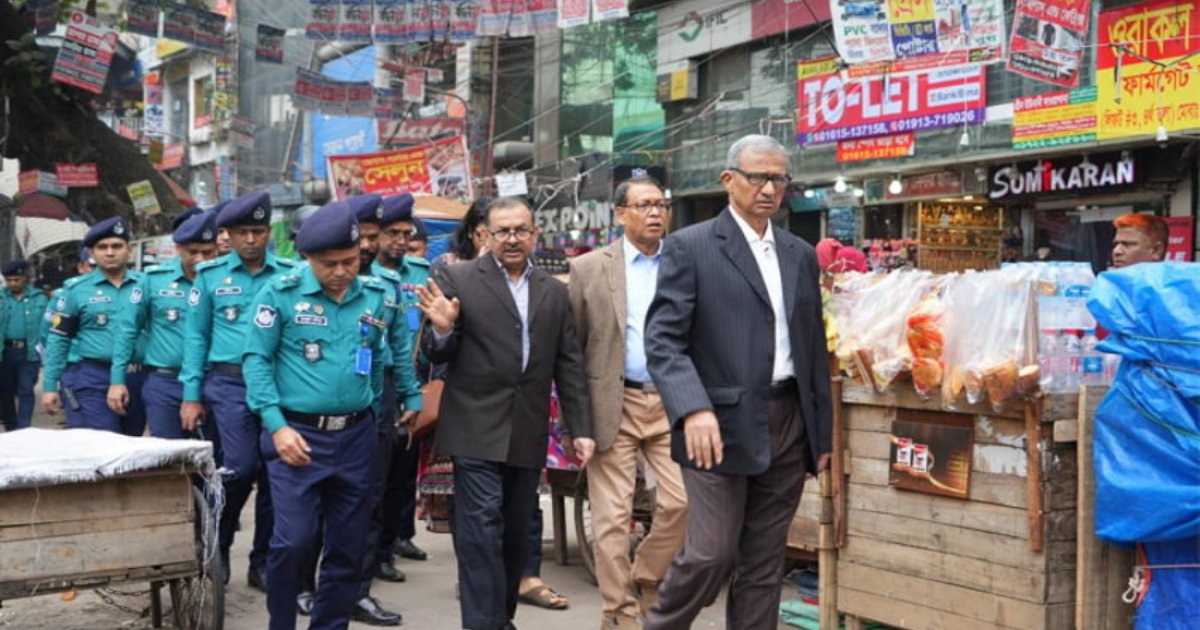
<box><xmin>495</xmin><ymin>257</ymin><xmax>532</xmax><ymax>371</ymax></box>
<box><xmin>623</xmin><ymin>238</ymin><xmax>660</xmax><ymax>383</ymax></box>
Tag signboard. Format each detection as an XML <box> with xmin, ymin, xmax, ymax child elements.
<box><xmin>144</xmin><ymin>73</ymin><xmax>165</xmax><ymax>138</ymax></box>
<box><xmin>1097</xmin><ymin>0</ymin><xmax>1200</xmax><ymax>140</ymax></box>
<box><xmin>592</xmin><ymin>0</ymin><xmax>630</xmax><ymax>23</ymax></box>
<box><xmin>1008</xmin><ymin>0</ymin><xmax>1091</xmax><ymax>87</ymax></box>
<box><xmin>837</xmin><ymin>133</ymin><xmax>915</xmax><ymax>162</ymax></box>
<box><xmin>752</xmin><ymin>0</ymin><xmax>831</xmax><ymax>40</ymax></box>
<box><xmin>338</xmin><ymin>0</ymin><xmax>374</xmax><ymax>41</ymax></box>
<box><xmin>127</xmin><ymin>180</ymin><xmax>162</xmax><ymax>215</ymax></box>
<box><xmin>158</xmin><ymin>143</ymin><xmax>185</xmax><ymax>170</ymax></box>
<box><xmin>831</xmin><ymin>0</ymin><xmax>1008</xmax><ymax>77</ymax></box>
<box><xmin>657</xmin><ymin>0</ymin><xmax>753</xmax><ymax>67</ymax></box>
<box><xmin>888</xmin><ymin>411</ymin><xmax>974</xmax><ymax>499</ymax></box>
<box><xmin>56</xmin><ymin>163</ymin><xmax>99</xmax><ymax>187</ymax></box>
<box><xmin>126</xmin><ymin>0</ymin><xmax>160</xmax><ymax>37</ymax></box>
<box><xmin>1164</xmin><ymin>217</ymin><xmax>1194</xmax><ymax>262</ymax></box>
<box><xmin>403</xmin><ymin>68</ymin><xmax>426</xmax><ymax>104</ymax></box>
<box><xmin>988</xmin><ymin>153</ymin><xmax>1137</xmax><ymax>200</ymax></box>
<box><xmin>377</xmin><ymin>117</ymin><xmax>466</xmax><ymax>146</ymax></box>
<box><xmin>194</xmin><ymin>9</ymin><xmax>226</xmax><ymax>52</ymax></box>
<box><xmin>1011</xmin><ymin>86</ymin><xmax>1097</xmax><ymax>150</ymax></box>
<box><xmin>27</xmin><ymin>0</ymin><xmax>59</xmax><ymax>36</ymax></box>
<box><xmin>256</xmin><ymin>25</ymin><xmax>285</xmax><ymax>63</ymax></box>
<box><xmin>495</xmin><ymin>172</ymin><xmax>529</xmax><ymax>197</ymax></box>
<box><xmin>796</xmin><ymin>57</ymin><xmax>986</xmax><ymax>145</ymax></box>
<box><xmin>148</xmin><ymin>138</ymin><xmax>164</xmax><ymax>165</ymax></box>
<box><xmin>307</xmin><ymin>0</ymin><xmax>338</xmax><ymax>40</ymax></box>
<box><xmin>19</xmin><ymin>169</ymin><xmax>67</xmax><ymax>197</ymax></box>
<box><xmin>655</xmin><ymin>60</ymin><xmax>698</xmax><ymax>103</ymax></box>
<box><xmin>51</xmin><ymin>12</ymin><xmax>119</xmax><ymax>95</ymax></box>
<box><xmin>162</xmin><ymin>4</ymin><xmax>197</xmax><ymax>43</ymax></box>
<box><xmin>326</xmin><ymin>136</ymin><xmax>472</xmax><ymax>203</ymax></box>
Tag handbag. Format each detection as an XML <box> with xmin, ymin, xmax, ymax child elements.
<box><xmin>410</xmin><ymin>316</ymin><xmax>443</xmax><ymax>440</ymax></box>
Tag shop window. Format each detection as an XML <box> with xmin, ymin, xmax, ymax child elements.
<box><xmin>194</xmin><ymin>76</ymin><xmax>214</xmax><ymax>129</ymax></box>
<box><xmin>169</xmin><ymin>78</ymin><xmax>188</xmax><ymax>141</ymax></box>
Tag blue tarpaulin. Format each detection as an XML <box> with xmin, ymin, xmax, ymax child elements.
<box><xmin>1087</xmin><ymin>262</ymin><xmax>1200</xmax><ymax>629</ymax></box>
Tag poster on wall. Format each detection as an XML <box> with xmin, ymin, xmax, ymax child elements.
<box><xmin>796</xmin><ymin>56</ymin><xmax>986</xmax><ymax>146</ymax></box>
<box><xmin>256</xmin><ymin>25</ymin><xmax>286</xmax><ymax>63</ymax></box>
<box><xmin>326</xmin><ymin>136</ymin><xmax>473</xmax><ymax>203</ymax></box>
<box><xmin>1011</xmin><ymin>86</ymin><xmax>1097</xmax><ymax>150</ymax></box>
<box><xmin>836</xmin><ymin>133</ymin><xmax>916</xmax><ymax>162</ymax></box>
<box><xmin>888</xmin><ymin>410</ymin><xmax>974</xmax><ymax>499</ymax></box>
<box><xmin>1007</xmin><ymin>0</ymin><xmax>1091</xmax><ymax>87</ymax></box>
<box><xmin>1096</xmin><ymin>0</ymin><xmax>1200</xmax><ymax>140</ymax></box>
<box><xmin>194</xmin><ymin>9</ymin><xmax>226</xmax><ymax>52</ymax></box>
<box><xmin>338</xmin><ymin>0</ymin><xmax>374</xmax><ymax>41</ymax></box>
<box><xmin>1164</xmin><ymin>217</ymin><xmax>1194</xmax><ymax>262</ymax></box>
<box><xmin>51</xmin><ymin>12</ymin><xmax>119</xmax><ymax>95</ymax></box>
<box><xmin>162</xmin><ymin>4</ymin><xmax>197</xmax><ymax>43</ymax></box>
<box><xmin>126</xmin><ymin>0</ymin><xmax>160</xmax><ymax>37</ymax></box>
<box><xmin>307</xmin><ymin>0</ymin><xmax>339</xmax><ymax>40</ymax></box>
<box><xmin>830</xmin><ymin>0</ymin><xmax>1008</xmax><ymax>77</ymax></box>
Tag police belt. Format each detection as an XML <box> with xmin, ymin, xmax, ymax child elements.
<box><xmin>211</xmin><ymin>362</ymin><xmax>242</xmax><ymax>375</ymax></box>
<box><xmin>3</xmin><ymin>339</ymin><xmax>26</xmax><ymax>349</ymax></box>
<box><xmin>78</xmin><ymin>358</ymin><xmax>143</xmax><ymax>374</ymax></box>
<box><xmin>148</xmin><ymin>366</ymin><xmax>180</xmax><ymax>376</ymax></box>
<box><xmin>283</xmin><ymin>408</ymin><xmax>370</xmax><ymax>432</ymax></box>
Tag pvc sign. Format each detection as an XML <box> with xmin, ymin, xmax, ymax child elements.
<box><xmin>796</xmin><ymin>57</ymin><xmax>985</xmax><ymax>146</ymax></box>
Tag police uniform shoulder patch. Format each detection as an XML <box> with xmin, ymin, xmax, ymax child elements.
<box><xmin>277</xmin><ymin>258</ymin><xmax>298</xmax><ymax>268</ymax></box>
<box><xmin>195</xmin><ymin>259</ymin><xmax>223</xmax><ymax>273</ymax></box>
<box><xmin>146</xmin><ymin>265</ymin><xmax>173</xmax><ymax>274</ymax></box>
<box><xmin>273</xmin><ymin>274</ymin><xmax>301</xmax><ymax>290</ymax></box>
<box><xmin>144</xmin><ymin>264</ymin><xmax>162</xmax><ymax>273</ymax></box>
<box><xmin>63</xmin><ymin>276</ymin><xmax>84</xmax><ymax>288</ymax></box>
<box><xmin>406</xmin><ymin>256</ymin><xmax>431</xmax><ymax>268</ymax></box>
<box><xmin>254</xmin><ymin>304</ymin><xmax>277</xmax><ymax>328</ymax></box>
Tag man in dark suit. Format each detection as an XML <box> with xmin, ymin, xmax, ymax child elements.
<box><xmin>644</xmin><ymin>134</ymin><xmax>833</xmax><ymax>630</ymax></box>
<box><xmin>416</xmin><ymin>196</ymin><xmax>594</xmax><ymax>630</ymax></box>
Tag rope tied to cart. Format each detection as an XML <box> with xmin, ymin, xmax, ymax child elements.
<box><xmin>1122</xmin><ymin>543</ymin><xmax>1200</xmax><ymax>606</ymax></box>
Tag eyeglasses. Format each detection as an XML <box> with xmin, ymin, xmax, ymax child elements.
<box><xmin>490</xmin><ymin>227</ymin><xmax>534</xmax><ymax>242</ymax></box>
<box><xmin>384</xmin><ymin>228</ymin><xmax>417</xmax><ymax>241</ymax></box>
<box><xmin>620</xmin><ymin>201</ymin><xmax>671</xmax><ymax>214</ymax></box>
<box><xmin>730</xmin><ymin>167</ymin><xmax>791</xmax><ymax>188</ymax></box>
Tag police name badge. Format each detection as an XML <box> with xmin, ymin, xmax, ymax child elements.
<box><xmin>303</xmin><ymin>341</ymin><xmax>322</xmax><ymax>362</ymax></box>
<box><xmin>224</xmin><ymin>306</ymin><xmax>240</xmax><ymax>322</ymax></box>
<box><xmin>253</xmin><ymin>305</ymin><xmax>276</xmax><ymax>328</ymax></box>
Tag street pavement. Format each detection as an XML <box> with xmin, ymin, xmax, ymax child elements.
<box><xmin>1</xmin><ymin>404</ymin><xmax>802</xmax><ymax>629</ymax></box>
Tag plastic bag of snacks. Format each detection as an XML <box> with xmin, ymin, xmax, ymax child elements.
<box><xmin>957</xmin><ymin>267</ymin><xmax>1039</xmax><ymax>410</ymax></box>
<box><xmin>906</xmin><ymin>278</ymin><xmax>949</xmax><ymax>399</ymax></box>
<box><xmin>833</xmin><ymin>270</ymin><xmax>933</xmax><ymax>392</ymax></box>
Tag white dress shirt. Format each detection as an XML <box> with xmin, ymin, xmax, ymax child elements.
<box><xmin>729</xmin><ymin>208</ymin><xmax>794</xmax><ymax>382</ymax></box>
<box><xmin>622</xmin><ymin>237</ymin><xmax>661</xmax><ymax>383</ymax></box>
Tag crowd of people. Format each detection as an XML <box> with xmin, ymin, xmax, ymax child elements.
<box><xmin>1</xmin><ymin>133</ymin><xmax>1173</xmax><ymax>630</ymax></box>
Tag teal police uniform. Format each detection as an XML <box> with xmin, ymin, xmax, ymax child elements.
<box><xmin>243</xmin><ymin>201</ymin><xmax>388</xmax><ymax>630</ymax></box>
<box><xmin>181</xmin><ymin>191</ymin><xmax>296</xmax><ymax>583</ymax></box>
<box><xmin>44</xmin><ymin>217</ymin><xmax>148</xmax><ymax>436</ymax></box>
<box><xmin>1</xmin><ymin>261</ymin><xmax>48</xmax><ymax>431</ymax></box>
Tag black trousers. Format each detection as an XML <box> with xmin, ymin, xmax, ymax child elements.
<box><xmin>451</xmin><ymin>457</ymin><xmax>541</xmax><ymax>630</ymax></box>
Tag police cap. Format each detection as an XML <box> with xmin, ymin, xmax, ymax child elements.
<box><xmin>83</xmin><ymin>216</ymin><xmax>130</xmax><ymax>247</ymax></box>
<box><xmin>347</xmin><ymin>194</ymin><xmax>384</xmax><ymax>224</ymax></box>
<box><xmin>216</xmin><ymin>191</ymin><xmax>272</xmax><ymax>229</ymax></box>
<box><xmin>1</xmin><ymin>260</ymin><xmax>28</xmax><ymax>277</ymax></box>
<box><xmin>173</xmin><ymin>210</ymin><xmax>218</xmax><ymax>245</ymax></box>
<box><xmin>411</xmin><ymin>218</ymin><xmax>428</xmax><ymax>242</ymax></box>
<box><xmin>296</xmin><ymin>202</ymin><xmax>360</xmax><ymax>254</ymax></box>
<box><xmin>170</xmin><ymin>207</ymin><xmax>204</xmax><ymax>232</ymax></box>
<box><xmin>380</xmin><ymin>193</ymin><xmax>415</xmax><ymax>226</ymax></box>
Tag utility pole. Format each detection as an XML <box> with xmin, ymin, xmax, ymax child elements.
<box><xmin>483</xmin><ymin>37</ymin><xmax>500</xmax><ymax>197</ymax></box>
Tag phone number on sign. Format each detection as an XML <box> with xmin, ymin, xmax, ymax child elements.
<box><xmin>802</xmin><ymin>109</ymin><xmax>983</xmax><ymax>145</ymax></box>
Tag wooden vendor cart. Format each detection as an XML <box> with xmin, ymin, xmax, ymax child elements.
<box><xmin>0</xmin><ymin>428</ymin><xmax>224</xmax><ymax>630</ymax></box>
<box><xmin>788</xmin><ymin>381</ymin><xmax>1137</xmax><ymax>630</ymax></box>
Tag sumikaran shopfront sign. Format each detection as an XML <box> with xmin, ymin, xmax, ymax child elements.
<box><xmin>988</xmin><ymin>153</ymin><xmax>1136</xmax><ymax>200</ymax></box>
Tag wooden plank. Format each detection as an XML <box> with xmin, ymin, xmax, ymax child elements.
<box><xmin>0</xmin><ymin>521</ymin><xmax>195</xmax><ymax>581</ymax></box>
<box><xmin>844</xmin><ymin>615</ymin><xmax>865</xmax><ymax>630</ymax></box>
<box><xmin>1075</xmin><ymin>384</ymin><xmax>1135</xmax><ymax>630</ymax></box>
<box><xmin>1054</xmin><ymin>419</ymin><xmax>1079</xmax><ymax>443</ymax></box>
<box><xmin>839</xmin><ymin>586</ymin><xmax>1033</xmax><ymax>630</ymax></box>
<box><xmin>840</xmin><ymin>534</ymin><xmax>1047</xmax><ymax>603</ymax></box>
<box><xmin>845</xmin><ymin>510</ymin><xmax>1058</xmax><ymax>572</ymax></box>
<box><xmin>847</xmin><ymin>404</ymin><xmax>1029</xmax><ymax>449</ymax></box>
<box><xmin>818</xmin><ymin>470</ymin><xmax>838</xmax><ymax>630</ymax></box>
<box><xmin>848</xmin><ymin>427</ymin><xmax>1029</xmax><ymax>478</ymax></box>
<box><xmin>849</xmin><ymin>456</ymin><xmax>1028</xmax><ymax>510</ymax></box>
<box><xmin>0</xmin><ymin>561</ymin><xmax>198</xmax><ymax>600</ymax></box>
<box><xmin>1025</xmin><ymin>402</ymin><xmax>1044</xmax><ymax>551</ymax></box>
<box><xmin>838</xmin><ymin>562</ymin><xmax>1048</xmax><ymax>629</ymax></box>
<box><xmin>831</xmin><ymin>366</ymin><xmax>848</xmax><ymax>548</ymax></box>
<box><xmin>841</xmin><ymin>382</ymin><xmax>1025</xmax><ymax>420</ymax></box>
<box><xmin>847</xmin><ymin>482</ymin><xmax>1029</xmax><ymax>538</ymax></box>
<box><xmin>1042</xmin><ymin>392</ymin><xmax>1087</xmax><ymax>423</ymax></box>
<box><xmin>0</xmin><ymin>473</ymin><xmax>190</xmax><ymax>527</ymax></box>
<box><xmin>0</xmin><ymin>510</ymin><xmax>192</xmax><ymax>543</ymax></box>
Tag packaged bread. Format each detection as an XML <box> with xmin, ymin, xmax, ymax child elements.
<box><xmin>984</xmin><ymin>361</ymin><xmax>1019</xmax><ymax>408</ymax></box>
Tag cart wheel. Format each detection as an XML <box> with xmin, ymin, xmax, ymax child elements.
<box><xmin>170</xmin><ymin>486</ymin><xmax>225</xmax><ymax>630</ymax></box>
<box><xmin>573</xmin><ymin>477</ymin><xmax>598</xmax><ymax>585</ymax></box>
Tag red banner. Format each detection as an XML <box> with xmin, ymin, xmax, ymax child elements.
<box><xmin>55</xmin><ymin>163</ymin><xmax>99</xmax><ymax>187</ymax></box>
<box><xmin>837</xmin><ymin>133</ymin><xmax>915</xmax><ymax>162</ymax></box>
<box><xmin>327</xmin><ymin>136</ymin><xmax>472</xmax><ymax>203</ymax></box>
<box><xmin>1008</xmin><ymin>0</ymin><xmax>1092</xmax><ymax>87</ymax></box>
<box><xmin>1164</xmin><ymin>217</ymin><xmax>1194</xmax><ymax>262</ymax></box>
<box><xmin>752</xmin><ymin>0</ymin><xmax>830</xmax><ymax>40</ymax></box>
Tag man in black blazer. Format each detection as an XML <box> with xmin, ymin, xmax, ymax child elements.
<box><xmin>417</xmin><ymin>196</ymin><xmax>594</xmax><ymax>630</ymax></box>
<box><xmin>644</xmin><ymin>135</ymin><xmax>833</xmax><ymax>630</ymax></box>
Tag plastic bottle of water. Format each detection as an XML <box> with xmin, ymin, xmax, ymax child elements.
<box><xmin>1060</xmin><ymin>329</ymin><xmax>1082</xmax><ymax>393</ymax></box>
<box><xmin>1036</xmin><ymin>263</ymin><xmax>1061</xmax><ymax>330</ymax></box>
<box><xmin>1038</xmin><ymin>328</ymin><xmax>1060</xmax><ymax>392</ymax></box>
<box><xmin>1080</xmin><ymin>329</ymin><xmax>1104</xmax><ymax>386</ymax></box>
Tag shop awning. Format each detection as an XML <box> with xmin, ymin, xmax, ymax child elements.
<box><xmin>159</xmin><ymin>172</ymin><xmax>197</xmax><ymax>207</ymax></box>
<box><xmin>14</xmin><ymin>217</ymin><xmax>90</xmax><ymax>257</ymax></box>
<box><xmin>16</xmin><ymin>193</ymin><xmax>70</xmax><ymax>220</ymax></box>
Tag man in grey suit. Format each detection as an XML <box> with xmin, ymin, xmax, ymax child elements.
<box><xmin>416</xmin><ymin>196</ymin><xmax>595</xmax><ymax>630</ymax></box>
<box><xmin>643</xmin><ymin>135</ymin><xmax>833</xmax><ymax>630</ymax></box>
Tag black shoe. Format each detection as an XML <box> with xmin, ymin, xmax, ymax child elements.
<box><xmin>297</xmin><ymin>591</ymin><xmax>314</xmax><ymax>616</ymax></box>
<box><xmin>247</xmin><ymin>565</ymin><xmax>268</xmax><ymax>592</ymax></box>
<box><xmin>351</xmin><ymin>596</ymin><xmax>402</xmax><ymax>626</ymax></box>
<box><xmin>375</xmin><ymin>561</ymin><xmax>407</xmax><ymax>582</ymax></box>
<box><xmin>393</xmin><ymin>538</ymin><xmax>428</xmax><ymax>561</ymax></box>
<box><xmin>220</xmin><ymin>549</ymin><xmax>231</xmax><ymax>586</ymax></box>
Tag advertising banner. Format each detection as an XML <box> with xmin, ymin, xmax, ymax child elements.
<box><xmin>126</xmin><ymin>0</ymin><xmax>160</xmax><ymax>37</ymax></box>
<box><xmin>796</xmin><ymin>57</ymin><xmax>986</xmax><ymax>145</ymax></box>
<box><xmin>592</xmin><ymin>0</ymin><xmax>630</xmax><ymax>23</ymax></box>
<box><xmin>403</xmin><ymin>68</ymin><xmax>426</xmax><ymax>103</ymax></box>
<box><xmin>56</xmin><ymin>163</ymin><xmax>99</xmax><ymax>187</ymax></box>
<box><xmin>837</xmin><ymin>133</ymin><xmax>916</xmax><ymax>162</ymax></box>
<box><xmin>307</xmin><ymin>0</ymin><xmax>339</xmax><ymax>40</ymax></box>
<box><xmin>194</xmin><ymin>9</ymin><xmax>226</xmax><ymax>52</ymax></box>
<box><xmin>1164</xmin><ymin>217</ymin><xmax>1194</xmax><ymax>262</ymax></box>
<box><xmin>327</xmin><ymin>136</ymin><xmax>472</xmax><ymax>203</ymax></box>
<box><xmin>128</xmin><ymin>180</ymin><xmax>162</xmax><ymax>216</ymax></box>
<box><xmin>987</xmin><ymin>152</ymin><xmax>1136</xmax><ymax>200</ymax></box>
<box><xmin>144</xmin><ymin>73</ymin><xmax>164</xmax><ymax>138</ymax></box>
<box><xmin>1097</xmin><ymin>0</ymin><xmax>1200</xmax><ymax>140</ymax></box>
<box><xmin>51</xmin><ymin>12</ymin><xmax>119</xmax><ymax>95</ymax></box>
<box><xmin>377</xmin><ymin>117</ymin><xmax>466</xmax><ymax>145</ymax></box>
<box><xmin>558</xmin><ymin>0</ymin><xmax>591</xmax><ymax>29</ymax></box>
<box><xmin>1007</xmin><ymin>0</ymin><xmax>1091</xmax><ymax>87</ymax></box>
<box><xmin>338</xmin><ymin>0</ymin><xmax>374</xmax><ymax>41</ymax></box>
<box><xmin>256</xmin><ymin>25</ymin><xmax>286</xmax><ymax>63</ymax></box>
<box><xmin>162</xmin><ymin>4</ymin><xmax>197</xmax><ymax>43</ymax></box>
<box><xmin>752</xmin><ymin>0</ymin><xmax>830</xmax><ymax>40</ymax></box>
<box><xmin>1011</xmin><ymin>86</ymin><xmax>1097</xmax><ymax>150</ymax></box>
<box><xmin>831</xmin><ymin>0</ymin><xmax>1007</xmax><ymax>77</ymax></box>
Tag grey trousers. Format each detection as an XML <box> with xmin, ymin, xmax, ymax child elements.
<box><xmin>645</xmin><ymin>393</ymin><xmax>807</xmax><ymax>630</ymax></box>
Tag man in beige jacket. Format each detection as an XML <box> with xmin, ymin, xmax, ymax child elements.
<box><xmin>568</xmin><ymin>176</ymin><xmax>687</xmax><ymax>630</ymax></box>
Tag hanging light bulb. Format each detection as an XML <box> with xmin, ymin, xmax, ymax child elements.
<box><xmin>1156</xmin><ymin>125</ymin><xmax>1169</xmax><ymax>144</ymax></box>
<box><xmin>959</xmin><ymin>127</ymin><xmax>971</xmax><ymax>147</ymax></box>
<box><xmin>833</xmin><ymin>175</ymin><xmax>847</xmax><ymax>193</ymax></box>
<box><xmin>803</xmin><ymin>188</ymin><xmax>815</xmax><ymax>199</ymax></box>
<box><xmin>888</xmin><ymin>175</ymin><xmax>903</xmax><ymax>195</ymax></box>
<box><xmin>853</xmin><ymin>187</ymin><xmax>865</xmax><ymax>198</ymax></box>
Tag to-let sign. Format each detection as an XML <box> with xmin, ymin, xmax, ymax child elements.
<box><xmin>796</xmin><ymin>58</ymin><xmax>986</xmax><ymax>146</ymax></box>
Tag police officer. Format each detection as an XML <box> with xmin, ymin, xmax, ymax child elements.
<box><xmin>1</xmin><ymin>260</ymin><xmax>48</xmax><ymax>431</ymax></box>
<box><xmin>243</xmin><ymin>201</ymin><xmax>390</xmax><ymax>630</ymax></box>
<box><xmin>345</xmin><ymin>194</ymin><xmax>423</xmax><ymax>625</ymax></box>
<box><xmin>182</xmin><ymin>191</ymin><xmax>297</xmax><ymax>589</ymax></box>
<box><xmin>42</xmin><ymin>217</ymin><xmax>148</xmax><ymax>435</ymax></box>
<box><xmin>373</xmin><ymin>193</ymin><xmax>432</xmax><ymax>567</ymax></box>
<box><xmin>406</xmin><ymin>218</ymin><xmax>429</xmax><ymax>259</ymax></box>
<box><xmin>37</xmin><ymin>248</ymin><xmax>95</xmax><ymax>360</ymax></box>
<box><xmin>108</xmin><ymin>210</ymin><xmax>219</xmax><ymax>438</ymax></box>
